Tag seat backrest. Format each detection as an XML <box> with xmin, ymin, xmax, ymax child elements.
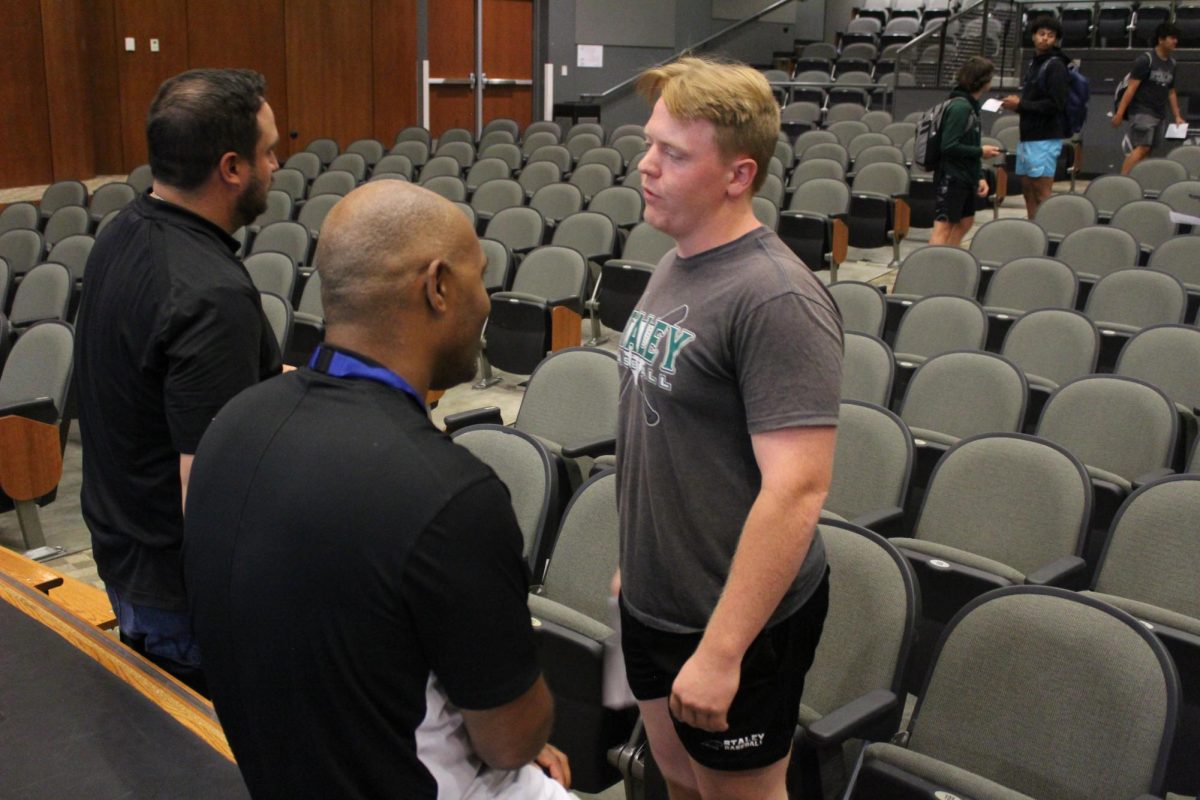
<box><xmin>1086</xmin><ymin>269</ymin><xmax>1186</xmax><ymax>329</ymax></box>
<box><xmin>1001</xmin><ymin>308</ymin><xmax>1097</xmax><ymax>387</ymax></box>
<box><xmin>551</xmin><ymin>212</ymin><xmax>616</xmax><ymax>261</ymax></box>
<box><xmin>755</xmin><ymin>174</ymin><xmax>785</xmax><ymax>208</ymax></box>
<box><xmin>1167</xmin><ymin>143</ymin><xmax>1200</xmax><ymax>178</ymax></box>
<box><xmin>968</xmin><ymin>218</ymin><xmax>1048</xmax><ymax>267</ymax></box>
<box><xmin>1129</xmin><ymin>157</ymin><xmax>1189</xmax><ymax>197</ymax></box>
<box><xmin>479</xmin><ymin>237</ymin><xmax>512</xmax><ymax>293</ymax></box>
<box><xmin>751</xmin><ymin>196</ymin><xmax>778</xmax><ymax>229</ymax></box>
<box><xmin>270</xmin><ymin>168</ymin><xmax>307</xmax><ymax>202</ymax></box>
<box><xmin>0</xmin><ymin>229</ymin><xmax>45</xmax><ymax>278</ymax></box>
<box><xmin>1037</xmin><ymin>374</ymin><xmax>1177</xmax><ymax>482</ymax></box>
<box><xmin>850</xmin><ymin>161</ymin><xmax>908</xmax><ymax>196</ymax></box>
<box><xmin>0</xmin><ymin>203</ymin><xmax>39</xmax><ymax>235</ymax></box>
<box><xmin>421</xmin><ymin>176</ymin><xmax>468</xmax><ymax>203</ymax></box>
<box><xmin>1084</xmin><ymin>174</ymin><xmax>1144</xmax><ymax>217</ymax></box>
<box><xmin>40</xmin><ymin>180</ymin><xmax>88</xmax><ymax>217</ymax></box>
<box><xmin>608</xmin><ymin>123</ymin><xmax>645</xmax><ymax>144</ymax></box>
<box><xmin>841</xmin><ymin>332</ymin><xmax>894</xmax><ymax>406</ymax></box>
<box><xmin>42</xmin><ymin>206</ymin><xmax>90</xmax><ymax>248</ymax></box>
<box><xmin>828</xmin><ymin>120</ymin><xmax>870</xmax><ymax>148</ymax></box>
<box><xmin>1156</xmin><ymin>179</ymin><xmax>1200</xmax><ymax>217</ymax></box>
<box><xmin>576</xmin><ymin>146</ymin><xmax>623</xmax><ymax>175</ymax></box>
<box><xmin>308</xmin><ymin>170</ymin><xmax>356</xmax><ymax>198</ymax></box>
<box><xmin>827</xmin><ymin>103</ymin><xmax>868</xmax><ymax>125</ymax></box>
<box><xmin>88</xmin><ymin>182</ymin><xmax>137</xmax><ymax>219</ymax></box>
<box><xmin>258</xmin><ymin>291</ymin><xmax>292</xmax><ymax>353</ymax></box>
<box><xmin>795</xmin><ymin>128</ymin><xmax>839</xmax><ymax>153</ymax></box>
<box><xmin>243</xmin><ymin>251</ymin><xmax>297</xmax><ymax>300</ymax></box>
<box><xmin>482</xmin><ymin>117</ymin><xmax>520</xmax><ymax>140</ymax></box>
<box><xmin>465</xmin><ymin>157</ymin><xmax>512</xmax><ymax>191</ymax></box>
<box><xmin>881</xmin><ymin>121</ymin><xmax>917</xmax><ymax>146</ymax></box>
<box><xmin>893</xmin><ymin>295</ymin><xmax>987</xmax><ymax>360</ymax></box>
<box><xmin>438</xmin><ymin>127</ymin><xmax>474</xmax><ymax>146</ymax></box>
<box><xmin>522</xmin><ymin>120</ymin><xmax>562</xmax><ymax>142</ymax></box>
<box><xmin>1109</xmin><ymin>199</ymin><xmax>1178</xmax><ymax>251</ymax></box>
<box><xmin>515</xmin><ymin>347</ymin><xmax>620</xmax><ymax>451</ymax></box>
<box><xmin>390</xmin><ymin>139</ymin><xmax>429</xmax><ymax>167</ymax></box>
<box><xmin>452</xmin><ymin>424</ymin><xmax>560</xmax><ymax>575</ymax></box>
<box><xmin>892</xmin><ymin>245</ymin><xmax>980</xmax><ymax>298</ymax></box>
<box><xmin>522</xmin><ymin>131</ymin><xmax>561</xmax><ymax>157</ymax></box>
<box><xmin>916</xmin><ymin>433</ymin><xmax>1090</xmax><ymax>572</ymax></box>
<box><xmin>829</xmin><ymin>281</ymin><xmax>885</xmax><ymax>337</ymax></box>
<box><xmin>1094</xmin><ymin>476</ymin><xmax>1200</xmax><ymax>617</ymax></box>
<box><xmin>304</xmin><ymin>138</ymin><xmax>338</xmax><ymax>166</ymax></box>
<box><xmin>1147</xmin><ymin>234</ymin><xmax>1200</xmax><ymax>288</ymax></box>
<box><xmin>540</xmin><ymin>470</ymin><xmax>618</xmax><ymax>622</ymax></box>
<box><xmin>478</xmin><ymin>130</ymin><xmax>516</xmax><ymax>153</ymax></box>
<box><xmin>1055</xmin><ymin>226</ymin><xmax>1140</xmax><ymax>280</ymax></box>
<box><xmin>419</xmin><ymin>155</ymin><xmax>462</xmax><ymax>182</ymax></box>
<box><xmin>518</xmin><ymin>161</ymin><xmax>563</xmax><ymax>197</ymax></box>
<box><xmin>901</xmin><ymin>351</ymin><xmax>1027</xmax><ymax>440</ymax></box>
<box><xmin>45</xmin><ymin>234</ymin><xmax>94</xmax><ymax>283</ymax></box>
<box><xmin>10</xmin><ymin>262</ymin><xmax>71</xmax><ymax>327</ymax></box>
<box><xmin>395</xmin><ymin>126</ymin><xmax>432</xmax><ymax>147</ymax></box>
<box><xmin>782</xmin><ymin>100</ymin><xmax>825</xmax><ymax>126</ymax></box>
<box><xmin>826</xmin><ymin>401</ymin><xmax>913</xmax><ymax>521</ymax></box>
<box><xmin>470</xmin><ymin>179</ymin><xmax>524</xmax><ymax>217</ymax></box>
<box><xmin>565</xmin><ymin>122</ymin><xmax>604</xmax><ymax>142</ymax></box>
<box><xmin>906</xmin><ymin>586</ymin><xmax>1176</xmax><ymax>800</ymax></box>
<box><xmin>252</xmin><ymin>190</ymin><xmax>294</xmax><ymax>230</ymax></box>
<box><xmin>296</xmin><ymin>194</ymin><xmax>341</xmax><ymax>236</ymax></box>
<box><xmin>127</xmin><ymin>164</ymin><xmax>154</xmax><ymax>194</ymax></box>
<box><xmin>1115</xmin><ymin>323</ymin><xmax>1200</xmax><ymax>413</ymax></box>
<box><xmin>984</xmin><ymin>256</ymin><xmax>1077</xmax><ymax>312</ymax></box>
<box><xmin>989</xmin><ymin>114</ymin><xmax>1020</xmax><ymax>138</ymax></box>
<box><xmin>861</xmin><ymin>110</ymin><xmax>894</xmax><ymax>133</ymax></box>
<box><xmin>568</xmin><ymin>163</ymin><xmax>614</xmax><ymax>200</ymax></box>
<box><xmin>1034</xmin><ymin>193</ymin><xmax>1098</xmax><ymax>240</ymax></box>
<box><xmin>622</xmin><ymin>222</ymin><xmax>676</xmax><ymax>266</ymax></box>
<box><xmin>788</xmin><ymin>178</ymin><xmax>850</xmax><ymax>215</ymax></box>
<box><xmin>802</xmin><ymin>520</ymin><xmax>917</xmax><ymax>716</ymax></box>
<box><xmin>588</xmin><ymin>186</ymin><xmax>644</xmax><ymax>229</ymax></box>
<box><xmin>789</xmin><ymin>158</ymin><xmax>846</xmax><ymax>189</ymax></box>
<box><xmin>479</xmin><ymin>142</ymin><xmax>522</xmax><ymax>172</ymax></box>
<box><xmin>251</xmin><ymin>221</ymin><xmax>311</xmax><ymax>266</ymax></box>
<box><xmin>345</xmin><ymin>138</ymin><xmax>384</xmax><ymax>166</ymax></box>
<box><xmin>529</xmin><ymin>183</ymin><xmax>584</xmax><ymax>226</ymax></box>
<box><xmin>296</xmin><ymin>270</ymin><xmax>323</xmax><ymax>318</ymax></box>
<box><xmin>852</xmin><ymin>145</ymin><xmax>905</xmax><ymax>174</ymax></box>
<box><xmin>0</xmin><ymin>320</ymin><xmax>73</xmax><ymax>413</ymax></box>
<box><xmin>509</xmin><ymin>245</ymin><xmax>587</xmax><ymax>303</ymax></box>
<box><xmin>566</xmin><ymin>132</ymin><xmax>604</xmax><ymax>162</ymax></box>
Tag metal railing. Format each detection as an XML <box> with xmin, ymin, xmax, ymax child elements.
<box><xmin>894</xmin><ymin>0</ymin><xmax>1024</xmax><ymax>89</ymax></box>
<box><xmin>579</xmin><ymin>0</ymin><xmax>800</xmax><ymax>104</ymax></box>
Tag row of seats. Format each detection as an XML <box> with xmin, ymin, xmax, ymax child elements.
<box><xmin>1023</xmin><ymin>0</ymin><xmax>1194</xmax><ymax>47</ymax></box>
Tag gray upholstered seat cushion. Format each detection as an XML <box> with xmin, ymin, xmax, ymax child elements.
<box><xmin>863</xmin><ymin>743</ymin><xmax>1037</xmax><ymax>800</ymax></box>
<box><xmin>890</xmin><ymin>538</ymin><xmax>1025</xmax><ymax>584</ymax></box>
<box><xmin>528</xmin><ymin>593</ymin><xmax>614</xmax><ymax>642</ymax></box>
<box><xmin>1081</xmin><ymin>592</ymin><xmax>1200</xmax><ymax>639</ymax></box>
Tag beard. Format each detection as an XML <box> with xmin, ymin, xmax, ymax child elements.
<box><xmin>233</xmin><ymin>169</ymin><xmax>269</xmax><ymax>229</ymax></box>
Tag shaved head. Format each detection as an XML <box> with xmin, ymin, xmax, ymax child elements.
<box><xmin>315</xmin><ymin>181</ymin><xmax>480</xmax><ymax>330</ymax></box>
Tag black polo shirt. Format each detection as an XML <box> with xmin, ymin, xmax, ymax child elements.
<box><xmin>183</xmin><ymin>360</ymin><xmax>540</xmax><ymax>799</ymax></box>
<box><xmin>75</xmin><ymin>193</ymin><xmax>280</xmax><ymax>611</ymax></box>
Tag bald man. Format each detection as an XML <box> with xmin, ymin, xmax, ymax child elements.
<box><xmin>183</xmin><ymin>182</ymin><xmax>572</xmax><ymax>799</ymax></box>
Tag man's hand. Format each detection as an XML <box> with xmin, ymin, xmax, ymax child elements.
<box><xmin>981</xmin><ymin>144</ymin><xmax>1002</xmax><ymax>160</ymax></box>
<box><xmin>1176</xmin><ymin>115</ymin><xmax>1187</xmax><ymax>126</ymax></box>
<box><xmin>977</xmin><ymin>178</ymin><xmax>990</xmax><ymax>197</ymax></box>
<box><xmin>535</xmin><ymin>744</ymin><xmax>571</xmax><ymax>788</ymax></box>
<box><xmin>1111</xmin><ymin>112</ymin><xmax>1124</xmax><ymax>127</ymax></box>
<box><xmin>1000</xmin><ymin>95</ymin><xmax>1020</xmax><ymax>111</ymax></box>
<box><xmin>669</xmin><ymin>644</ymin><xmax>741</xmax><ymax>732</ymax></box>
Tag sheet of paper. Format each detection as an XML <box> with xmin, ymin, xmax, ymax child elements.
<box><xmin>577</xmin><ymin>44</ymin><xmax>603</xmax><ymax>68</ymax></box>
<box><xmin>1166</xmin><ymin>122</ymin><xmax>1189</xmax><ymax>139</ymax></box>
<box><xmin>981</xmin><ymin>98</ymin><xmax>1004</xmax><ymax>113</ymax></box>
<box><xmin>1169</xmin><ymin>210</ymin><xmax>1200</xmax><ymax>226</ymax></box>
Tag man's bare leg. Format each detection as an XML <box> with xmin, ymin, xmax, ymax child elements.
<box><xmin>1121</xmin><ymin>144</ymin><xmax>1151</xmax><ymax>175</ymax></box>
<box><xmin>692</xmin><ymin>752</ymin><xmax>790</xmax><ymax>800</ymax></box>
<box><xmin>639</xmin><ymin>698</ymin><xmax>701</xmax><ymax>800</ymax></box>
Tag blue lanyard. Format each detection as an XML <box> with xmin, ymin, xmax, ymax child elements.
<box><xmin>308</xmin><ymin>345</ymin><xmax>425</xmax><ymax>410</ymax></box>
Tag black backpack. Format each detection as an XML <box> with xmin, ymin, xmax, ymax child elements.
<box><xmin>913</xmin><ymin>97</ymin><xmax>976</xmax><ymax>171</ymax></box>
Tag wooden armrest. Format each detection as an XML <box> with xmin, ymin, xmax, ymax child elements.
<box><xmin>48</xmin><ymin>575</ymin><xmax>118</xmax><ymax>630</ymax></box>
<box><xmin>0</xmin><ymin>415</ymin><xmax>63</xmax><ymax>501</ymax></box>
<box><xmin>995</xmin><ymin>166</ymin><xmax>1008</xmax><ymax>200</ymax></box>
<box><xmin>831</xmin><ymin>218</ymin><xmax>849</xmax><ymax>266</ymax></box>
<box><xmin>0</xmin><ymin>547</ymin><xmax>63</xmax><ymax>593</ymax></box>
<box><xmin>551</xmin><ymin>306</ymin><xmax>582</xmax><ymax>352</ymax></box>
<box><xmin>893</xmin><ymin>197</ymin><xmax>911</xmax><ymax>239</ymax></box>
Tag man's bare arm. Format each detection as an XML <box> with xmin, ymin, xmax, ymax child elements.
<box><xmin>669</xmin><ymin>425</ymin><xmax>836</xmax><ymax>732</ymax></box>
<box><xmin>461</xmin><ymin>674</ymin><xmax>555</xmax><ymax>770</ymax></box>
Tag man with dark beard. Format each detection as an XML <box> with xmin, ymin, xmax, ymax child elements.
<box><xmin>74</xmin><ymin>68</ymin><xmax>282</xmax><ymax>692</ymax></box>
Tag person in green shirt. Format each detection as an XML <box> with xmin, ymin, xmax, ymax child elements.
<box><xmin>931</xmin><ymin>57</ymin><xmax>1003</xmax><ymax>246</ymax></box>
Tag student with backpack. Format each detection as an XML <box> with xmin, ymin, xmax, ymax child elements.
<box><xmin>927</xmin><ymin>57</ymin><xmax>1003</xmax><ymax>246</ymax></box>
<box><xmin>1001</xmin><ymin>15</ymin><xmax>1070</xmax><ymax>218</ymax></box>
<box><xmin>1112</xmin><ymin>22</ymin><xmax>1185</xmax><ymax>175</ymax></box>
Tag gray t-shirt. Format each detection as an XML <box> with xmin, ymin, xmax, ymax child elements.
<box><xmin>616</xmin><ymin>226</ymin><xmax>843</xmax><ymax>634</ymax></box>
<box><xmin>1129</xmin><ymin>49</ymin><xmax>1176</xmax><ymax>119</ymax></box>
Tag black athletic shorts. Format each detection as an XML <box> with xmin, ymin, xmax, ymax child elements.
<box><xmin>934</xmin><ymin>173</ymin><xmax>977</xmax><ymax>224</ymax></box>
<box><xmin>619</xmin><ymin>568</ymin><xmax>829</xmax><ymax>771</ymax></box>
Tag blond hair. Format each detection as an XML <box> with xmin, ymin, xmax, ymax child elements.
<box><xmin>636</xmin><ymin>56</ymin><xmax>779</xmax><ymax>191</ymax></box>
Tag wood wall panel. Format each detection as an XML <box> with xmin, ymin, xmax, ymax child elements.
<box><xmin>0</xmin><ymin>0</ymin><xmax>54</xmax><ymax>187</ymax></box>
<box><xmin>483</xmin><ymin>0</ymin><xmax>532</xmax><ymax>128</ymax></box>
<box><xmin>186</xmin><ymin>0</ymin><xmax>292</xmax><ymax>159</ymax></box>
<box><xmin>41</xmin><ymin>0</ymin><xmax>99</xmax><ymax>180</ymax></box>
<box><xmin>429</xmin><ymin>0</ymin><xmax>475</xmax><ymax>137</ymax></box>
<box><xmin>114</xmin><ymin>0</ymin><xmax>190</xmax><ymax>169</ymax></box>
<box><xmin>88</xmin><ymin>0</ymin><xmax>124</xmax><ymax>175</ymax></box>
<box><xmin>285</xmin><ymin>0</ymin><xmax>373</xmax><ymax>149</ymax></box>
<box><xmin>371</xmin><ymin>0</ymin><xmax>420</xmax><ymax>144</ymax></box>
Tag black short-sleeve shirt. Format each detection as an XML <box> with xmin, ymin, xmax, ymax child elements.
<box><xmin>183</xmin><ymin>360</ymin><xmax>540</xmax><ymax>799</ymax></box>
<box><xmin>75</xmin><ymin>194</ymin><xmax>280</xmax><ymax>610</ymax></box>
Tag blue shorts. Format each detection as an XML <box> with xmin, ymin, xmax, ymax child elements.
<box><xmin>1015</xmin><ymin>139</ymin><xmax>1062</xmax><ymax>178</ymax></box>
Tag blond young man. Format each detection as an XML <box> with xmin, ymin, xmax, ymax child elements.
<box><xmin>614</xmin><ymin>57</ymin><xmax>842</xmax><ymax>800</ymax></box>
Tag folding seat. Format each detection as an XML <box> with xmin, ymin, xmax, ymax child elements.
<box><xmin>371</xmin><ymin>154</ymin><xmax>414</xmax><ymax>181</ymax></box>
<box><xmin>437</xmin><ymin>127</ymin><xmax>474</xmax><ymax>147</ymax></box>
<box><xmin>517</xmin><ymin>161</ymin><xmax>562</xmax><ymax>200</ymax></box>
<box><xmin>1095</xmin><ymin>2</ymin><xmax>1133</xmax><ymax>46</ymax></box>
<box><xmin>419</xmin><ymin>156</ymin><xmax>464</xmax><ymax>186</ymax></box>
<box><xmin>270</xmin><ymin>168</ymin><xmax>307</xmax><ymax>204</ymax></box>
<box><xmin>751</xmin><ymin>196</ymin><xmax>779</xmax><ymax>230</ymax></box>
<box><xmin>848</xmin><ymin>144</ymin><xmax>904</xmax><ymax>181</ymax></box>
<box><xmin>0</xmin><ymin>229</ymin><xmax>44</xmax><ymax>279</ymax></box>
<box><xmin>755</xmin><ymin>173</ymin><xmax>786</xmax><ymax>209</ymax></box>
<box><xmin>993</xmin><ymin>125</ymin><xmax>1022</xmax><ymax>177</ymax></box>
<box><xmin>416</xmin><ymin>175</ymin><xmax>464</xmax><ymax>203</ymax></box>
<box><xmin>801</xmin><ymin>41</ymin><xmax>839</xmax><ymax>60</ymax></box>
<box><xmin>468</xmin><ymin>178</ymin><xmax>523</xmax><ymax>229</ymax></box>
<box><xmin>1085</xmin><ymin>268</ymin><xmax>1187</xmax><ymax>370</ymax></box>
<box><xmin>762</xmin><ymin>67</ymin><xmax>792</xmax><ymax>104</ymax></box>
<box><xmin>857</xmin><ymin>0</ymin><xmax>891</xmax><ymax>25</ymax></box>
<box><xmin>451</xmin><ymin>424</ymin><xmax>563</xmax><ymax>582</ymax></box>
<box><xmin>1109</xmin><ymin>199</ymin><xmax>1178</xmax><ymax>263</ymax></box>
<box><xmin>1134</xmin><ymin>1</ymin><xmax>1173</xmax><ymax>45</ymax></box>
<box><xmin>45</xmin><ymin>234</ymin><xmax>95</xmax><ymax>291</ymax></box>
<box><xmin>1001</xmin><ymin>308</ymin><xmax>1098</xmax><ymax>430</ymax></box>
<box><xmin>1036</xmin><ymin>374</ymin><xmax>1177</xmax><ymax>567</ymax></box>
<box><xmin>431</xmin><ymin>140</ymin><xmax>474</xmax><ymax>172</ymax></box>
<box><xmin>1034</xmin><ymin>193</ymin><xmax>1097</xmax><ymax>254</ymax></box>
<box><xmin>521</xmin><ymin>130</ymin><xmax>561</xmax><ymax>159</ymax></box>
<box><xmin>905</xmin><ymin>162</ymin><xmax>936</xmax><ymax>229</ymax></box>
<box><xmin>1056</xmin><ymin>2</ymin><xmax>1095</xmax><ymax>45</ymax></box>
<box><xmin>967</xmin><ymin>217</ymin><xmax>1048</xmax><ymax>296</ymax></box>
<box><xmin>788</xmin><ymin>157</ymin><xmax>846</xmax><ymax>192</ymax></box>
<box><xmin>551</xmin><ymin>211</ymin><xmax>617</xmax><ymax>284</ymax></box>
<box><xmin>833</xmin><ymin>57</ymin><xmax>874</xmax><ymax>81</ymax></box>
<box><xmin>881</xmin><ymin>15</ymin><xmax>921</xmax><ymax>46</ymax></box>
<box><xmin>847</xmin><ymin>132</ymin><xmax>891</xmax><ymax>165</ymax></box>
<box><xmin>588</xmin><ymin>186</ymin><xmax>643</xmax><ymax>232</ymax></box>
<box><xmin>1055</xmin><ymin>224</ymin><xmax>1139</xmax><ymax>304</ymax></box>
<box><xmin>565</xmin><ymin>133</ymin><xmax>604</xmax><ymax>166</ymax></box>
<box><xmin>477</xmin><ymin>130</ymin><xmax>515</xmax><ymax>152</ymax></box>
<box><xmin>782</xmin><ymin>99</ymin><xmax>824</xmax><ymax>132</ymax></box>
<box><xmin>786</xmin><ymin>520</ymin><xmax>918</xmax><ymax>800</ymax></box>
<box><xmin>526</xmin><ymin>143</ymin><xmax>572</xmax><ymax>174</ymax></box>
<box><xmin>0</xmin><ymin>320</ymin><xmax>76</xmax><ymax>547</ymax></box>
<box><xmin>483</xmin><ymin>207</ymin><xmax>546</xmax><ymax>255</ymax></box>
<box><xmin>841</xmin><ymin>330</ymin><xmax>896</xmax><ymax>409</ymax></box>
<box><xmin>41</xmin><ymin>206</ymin><xmax>91</xmax><ymax>255</ymax></box>
<box><xmin>564</xmin><ymin>122</ymin><xmax>603</xmax><ymax>144</ymax></box>
<box><xmin>576</xmin><ymin>146</ymin><xmax>622</xmax><ymax>177</ymax></box>
<box><xmin>860</xmin><ymin>109</ymin><xmax>893</xmax><ymax>133</ymax></box>
<box><xmin>829</xmin><ymin>280</ymin><xmax>885</xmax><ymax>337</ymax></box>
<box><xmin>389</xmin><ymin>139</ymin><xmax>429</xmax><ymax>168</ymax></box>
<box><xmin>296</xmin><ymin>194</ymin><xmax>341</xmax><ymax>239</ymax></box>
<box><xmin>988</xmin><ymin>114</ymin><xmax>1020</xmax><ymax>139</ymax></box>
<box><xmin>345</xmin><ymin>138</ymin><xmax>384</xmax><ymax>169</ymax></box>
<box><xmin>87</xmin><ymin>183</ymin><xmax>136</xmax><ymax>226</ymax></box>
<box><xmin>794</xmin><ymin>128</ymin><xmax>838</xmax><ymax>156</ymax></box>
<box><xmin>243</xmin><ymin>251</ymin><xmax>297</xmax><ymax>303</ymax></box>
<box><xmin>1116</xmin><ymin>323</ymin><xmax>1200</xmax><ymax>468</ymax></box>
<box><xmin>773</xmin><ymin>139</ymin><xmax>795</xmax><ymax>172</ymax></box>
<box><xmin>606</xmin><ymin>123</ymin><xmax>644</xmax><ymax>146</ymax></box>
<box><xmin>250</xmin><ymin>221</ymin><xmax>312</xmax><ymax>268</ymax></box>
<box><xmin>1148</xmin><ymin>235</ymin><xmax>1200</xmax><ymax>322</ymax></box>
<box><xmin>922</xmin><ymin>0</ymin><xmax>952</xmax><ymax>21</ymax></box>
<box><xmin>0</xmin><ymin>203</ymin><xmax>39</xmax><ymax>236</ymax></box>
<box><xmin>38</xmin><ymin>181</ymin><xmax>88</xmax><ymax>227</ymax></box>
<box><xmin>479</xmin><ymin>142</ymin><xmax>522</xmax><ymax>173</ymax></box>
<box><xmin>892</xmin><ymin>295</ymin><xmax>987</xmax><ymax>400</ymax></box>
<box><xmin>529</xmin><ymin>183</ymin><xmax>584</xmax><ymax>230</ymax></box>
<box><xmin>848</xmin><ymin>162</ymin><xmax>909</xmax><ymax>266</ymax></box>
<box><xmin>828</xmin><ymin>121</ymin><xmax>870</xmax><ymax>151</ymax></box>
<box><xmin>463</xmin><ymin>157</ymin><xmax>511</xmax><ymax>194</ymax></box>
<box><xmin>827</xmin><ymin>72</ymin><xmax>874</xmax><ymax>110</ymax></box>
<box><xmin>1178</xmin><ymin>1</ymin><xmax>1200</xmax><ymax>46</ymax></box>
<box><xmin>258</xmin><ymin>291</ymin><xmax>292</xmax><ymax>355</ymax></box>
<box><xmin>10</xmin><ymin>260</ymin><xmax>70</xmax><ymax>330</ymax></box>
<box><xmin>800</xmin><ymin>142</ymin><xmax>849</xmax><ymax>171</ymax></box>
<box><xmin>248</xmin><ymin>191</ymin><xmax>294</xmax><ymax>242</ymax></box>
<box><xmin>1129</xmin><ymin>157</ymin><xmax>1188</xmax><ymax>200</ymax></box>
<box><xmin>394</xmin><ymin>126</ymin><xmax>431</xmax><ymax>148</ymax></box>
<box><xmin>304</xmin><ymin>138</ymin><xmax>338</xmax><ymax>167</ymax></box>
<box><xmin>127</xmin><ymin>164</ymin><xmax>153</xmax><ymax>194</ymax></box>
<box><xmin>582</xmin><ymin>222</ymin><xmax>672</xmax><ymax>345</ymax></box>
<box><xmin>568</xmin><ymin>163</ymin><xmax>614</xmax><ymax>204</ymax></box>
<box><xmin>288</xmin><ymin>271</ymin><xmax>323</xmax><ymax>365</ymax></box>
<box><xmin>981</xmin><ymin>256</ymin><xmax>1077</xmax><ymax>348</ymax></box>
<box><xmin>607</xmin><ymin>137</ymin><xmax>645</xmax><ymax>172</ymax></box>
<box><xmin>621</xmin><ymin>155</ymin><xmax>644</xmax><ymax>188</ymax></box>
<box><xmin>307</xmin><ymin>169</ymin><xmax>355</xmax><ymax>198</ymax></box>
<box><xmin>842</xmin><ymin>41</ymin><xmax>880</xmax><ymax>61</ymax></box>
<box><xmin>886</xmin><ymin>246</ymin><xmax>978</xmax><ymax>339</ymax></box>
<box><xmin>479</xmin><ymin>237</ymin><xmax>513</xmax><ymax>294</ymax></box>
<box><xmin>481</xmin><ymin>117</ymin><xmax>519</xmax><ymax>142</ymax></box>
<box><xmin>613</xmin><ymin>221</ymin><xmax>674</xmax><ymax>269</ymax></box>
<box><xmin>1167</xmin><ymin>144</ymin><xmax>1200</xmax><ymax>180</ymax></box>
<box><xmin>453</xmin><ymin>202</ymin><xmax>476</xmax><ymax>229</ymax></box>
<box><xmin>1158</xmin><ymin>179</ymin><xmax>1200</xmax><ymax>221</ymax></box>
<box><xmin>95</xmin><ymin>210</ymin><xmax>121</xmax><ymax>237</ymax></box>
<box><xmin>778</xmin><ymin>177</ymin><xmax>850</xmax><ymax>277</ymax></box>
<box><xmin>842</xmin><ymin>16</ymin><xmax>882</xmax><ymax>47</ymax></box>
<box><xmin>845</xmin><ymin>586</ymin><xmax>1178</xmax><ymax>800</ymax></box>
<box><xmin>522</xmin><ymin>120</ymin><xmax>562</xmax><ymax>142</ymax></box>
<box><xmin>823</xmin><ymin>402</ymin><xmax>914</xmax><ymax>529</ymax></box>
